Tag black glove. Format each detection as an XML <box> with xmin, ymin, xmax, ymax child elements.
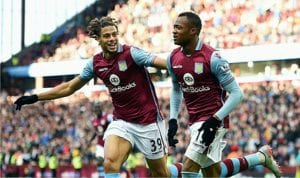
<box><xmin>197</xmin><ymin>116</ymin><xmax>221</xmax><ymax>148</ymax></box>
<box><xmin>14</xmin><ymin>95</ymin><xmax>38</xmax><ymax>110</ymax></box>
<box><xmin>167</xmin><ymin>119</ymin><xmax>179</xmax><ymax>147</ymax></box>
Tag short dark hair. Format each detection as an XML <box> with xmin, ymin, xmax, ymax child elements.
<box><xmin>87</xmin><ymin>16</ymin><xmax>118</xmax><ymax>40</ymax></box>
<box><xmin>178</xmin><ymin>11</ymin><xmax>202</xmax><ymax>35</ymax></box>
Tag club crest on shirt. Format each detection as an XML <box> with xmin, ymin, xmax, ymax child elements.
<box><xmin>118</xmin><ymin>60</ymin><xmax>127</xmax><ymax>71</ymax></box>
<box><xmin>194</xmin><ymin>62</ymin><xmax>203</xmax><ymax>74</ymax></box>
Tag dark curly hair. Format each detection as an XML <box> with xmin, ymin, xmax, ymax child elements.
<box><xmin>178</xmin><ymin>11</ymin><xmax>202</xmax><ymax>35</ymax></box>
<box><xmin>87</xmin><ymin>16</ymin><xmax>118</xmax><ymax>40</ymax></box>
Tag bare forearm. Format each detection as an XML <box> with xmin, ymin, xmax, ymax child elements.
<box><xmin>37</xmin><ymin>76</ymin><xmax>87</xmax><ymax>101</ymax></box>
<box><xmin>37</xmin><ymin>83</ymin><xmax>75</xmax><ymax>100</ymax></box>
<box><xmin>152</xmin><ymin>57</ymin><xmax>167</xmax><ymax>69</ymax></box>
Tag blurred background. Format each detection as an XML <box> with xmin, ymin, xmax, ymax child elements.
<box><xmin>1</xmin><ymin>0</ymin><xmax>300</xmax><ymax>177</ymax></box>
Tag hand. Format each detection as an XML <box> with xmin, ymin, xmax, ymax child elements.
<box><xmin>14</xmin><ymin>95</ymin><xmax>38</xmax><ymax>110</ymax></box>
<box><xmin>167</xmin><ymin>119</ymin><xmax>178</xmax><ymax>147</ymax></box>
<box><xmin>197</xmin><ymin>116</ymin><xmax>221</xmax><ymax>148</ymax></box>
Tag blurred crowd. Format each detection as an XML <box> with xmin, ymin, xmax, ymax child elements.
<box><xmin>1</xmin><ymin>81</ymin><xmax>300</xmax><ymax>176</ymax></box>
<box><xmin>10</xmin><ymin>0</ymin><xmax>300</xmax><ymax>65</ymax></box>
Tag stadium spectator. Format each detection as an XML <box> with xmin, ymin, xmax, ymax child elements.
<box><xmin>7</xmin><ymin>0</ymin><xmax>300</xmax><ymax>65</ymax></box>
<box><xmin>166</xmin><ymin>11</ymin><xmax>281</xmax><ymax>177</ymax></box>
<box><xmin>89</xmin><ymin>103</ymin><xmax>113</xmax><ymax>162</ymax></box>
<box><xmin>71</xmin><ymin>148</ymin><xmax>82</xmax><ymax>178</ymax></box>
<box><xmin>13</xmin><ymin>16</ymin><xmax>182</xmax><ymax>178</ymax></box>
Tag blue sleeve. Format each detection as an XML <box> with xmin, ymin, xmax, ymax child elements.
<box><xmin>167</xmin><ymin>55</ymin><xmax>183</xmax><ymax>120</ymax></box>
<box><xmin>79</xmin><ymin>60</ymin><xmax>94</xmax><ymax>81</ymax></box>
<box><xmin>130</xmin><ymin>47</ymin><xmax>155</xmax><ymax>67</ymax></box>
<box><xmin>210</xmin><ymin>51</ymin><xmax>244</xmax><ymax>120</ymax></box>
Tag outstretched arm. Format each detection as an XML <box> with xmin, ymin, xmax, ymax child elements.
<box><xmin>38</xmin><ymin>76</ymin><xmax>87</xmax><ymax>100</ymax></box>
<box><xmin>14</xmin><ymin>76</ymin><xmax>89</xmax><ymax>110</ymax></box>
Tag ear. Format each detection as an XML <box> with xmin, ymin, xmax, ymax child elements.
<box><xmin>190</xmin><ymin>27</ymin><xmax>198</xmax><ymax>35</ymax></box>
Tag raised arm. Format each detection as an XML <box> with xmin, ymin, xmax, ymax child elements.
<box><xmin>37</xmin><ymin>76</ymin><xmax>87</xmax><ymax>100</ymax></box>
<box><xmin>14</xmin><ymin>76</ymin><xmax>88</xmax><ymax>110</ymax></box>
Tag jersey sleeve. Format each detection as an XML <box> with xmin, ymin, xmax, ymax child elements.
<box><xmin>167</xmin><ymin>55</ymin><xmax>183</xmax><ymax>119</ymax></box>
<box><xmin>79</xmin><ymin>60</ymin><xmax>94</xmax><ymax>81</ymax></box>
<box><xmin>210</xmin><ymin>51</ymin><xmax>244</xmax><ymax>120</ymax></box>
<box><xmin>130</xmin><ymin>47</ymin><xmax>155</xmax><ymax>67</ymax></box>
<box><xmin>210</xmin><ymin>51</ymin><xmax>235</xmax><ymax>87</ymax></box>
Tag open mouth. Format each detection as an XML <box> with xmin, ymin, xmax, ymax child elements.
<box><xmin>107</xmin><ymin>43</ymin><xmax>117</xmax><ymax>50</ymax></box>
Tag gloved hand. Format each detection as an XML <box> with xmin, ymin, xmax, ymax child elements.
<box><xmin>14</xmin><ymin>95</ymin><xmax>38</xmax><ymax>110</ymax></box>
<box><xmin>197</xmin><ymin>116</ymin><xmax>221</xmax><ymax>148</ymax></box>
<box><xmin>167</xmin><ymin>119</ymin><xmax>179</xmax><ymax>147</ymax></box>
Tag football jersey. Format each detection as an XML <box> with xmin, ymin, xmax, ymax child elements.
<box><xmin>80</xmin><ymin>44</ymin><xmax>162</xmax><ymax>125</ymax></box>
<box><xmin>167</xmin><ymin>41</ymin><xmax>232</xmax><ymax>127</ymax></box>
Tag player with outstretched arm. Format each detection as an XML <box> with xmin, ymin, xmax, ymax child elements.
<box><xmin>14</xmin><ymin>16</ymin><xmax>182</xmax><ymax>178</ymax></box>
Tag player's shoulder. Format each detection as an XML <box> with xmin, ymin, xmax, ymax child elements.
<box><xmin>93</xmin><ymin>52</ymin><xmax>102</xmax><ymax>60</ymax></box>
<box><xmin>172</xmin><ymin>47</ymin><xmax>182</xmax><ymax>54</ymax></box>
<box><xmin>212</xmin><ymin>50</ymin><xmax>222</xmax><ymax>59</ymax></box>
<box><xmin>169</xmin><ymin>47</ymin><xmax>182</xmax><ymax>60</ymax></box>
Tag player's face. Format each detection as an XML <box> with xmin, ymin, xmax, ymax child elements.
<box><xmin>98</xmin><ymin>25</ymin><xmax>119</xmax><ymax>54</ymax></box>
<box><xmin>173</xmin><ymin>16</ymin><xmax>193</xmax><ymax>46</ymax></box>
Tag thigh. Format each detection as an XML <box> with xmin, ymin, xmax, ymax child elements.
<box><xmin>104</xmin><ymin>120</ymin><xmax>133</xmax><ymax>165</ymax></box>
<box><xmin>182</xmin><ymin>155</ymin><xmax>201</xmax><ymax>172</ymax></box>
<box><xmin>104</xmin><ymin>135</ymin><xmax>132</xmax><ymax>165</ymax></box>
<box><xmin>146</xmin><ymin>154</ymin><xmax>169</xmax><ymax>177</ymax></box>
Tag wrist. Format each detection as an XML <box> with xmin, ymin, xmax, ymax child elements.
<box><xmin>32</xmin><ymin>94</ymin><xmax>39</xmax><ymax>101</ymax></box>
<box><xmin>169</xmin><ymin>118</ymin><xmax>177</xmax><ymax>124</ymax></box>
<box><xmin>213</xmin><ymin>115</ymin><xmax>221</xmax><ymax>121</ymax></box>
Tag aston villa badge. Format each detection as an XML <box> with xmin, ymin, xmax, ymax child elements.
<box><xmin>194</xmin><ymin>62</ymin><xmax>203</xmax><ymax>74</ymax></box>
<box><xmin>118</xmin><ymin>60</ymin><xmax>127</xmax><ymax>71</ymax></box>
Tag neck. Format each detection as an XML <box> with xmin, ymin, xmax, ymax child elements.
<box><xmin>182</xmin><ymin>38</ymin><xmax>198</xmax><ymax>55</ymax></box>
<box><xmin>103</xmin><ymin>52</ymin><xmax>116</xmax><ymax>60</ymax></box>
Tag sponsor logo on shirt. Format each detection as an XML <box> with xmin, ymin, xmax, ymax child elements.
<box><xmin>109</xmin><ymin>74</ymin><xmax>120</xmax><ymax>86</ymax></box>
<box><xmin>109</xmin><ymin>73</ymin><xmax>136</xmax><ymax>92</ymax></box>
<box><xmin>180</xmin><ymin>85</ymin><xmax>211</xmax><ymax>93</ymax></box>
<box><xmin>118</xmin><ymin>60</ymin><xmax>127</xmax><ymax>71</ymax></box>
<box><xmin>183</xmin><ymin>73</ymin><xmax>194</xmax><ymax>86</ymax></box>
<box><xmin>194</xmin><ymin>62</ymin><xmax>203</xmax><ymax>74</ymax></box>
<box><xmin>110</xmin><ymin>82</ymin><xmax>136</xmax><ymax>93</ymax></box>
